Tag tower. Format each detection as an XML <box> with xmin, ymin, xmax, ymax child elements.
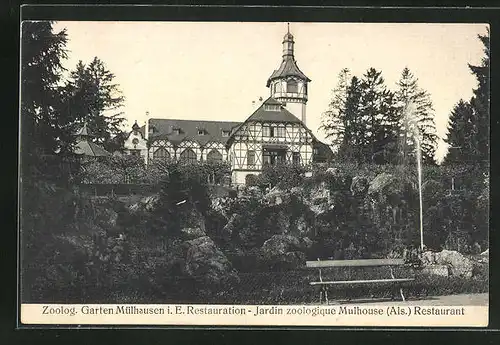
<box><xmin>266</xmin><ymin>24</ymin><xmax>311</xmax><ymax>125</ymax></box>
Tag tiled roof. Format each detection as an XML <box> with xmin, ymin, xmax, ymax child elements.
<box><xmin>148</xmin><ymin>119</ymin><xmax>241</xmax><ymax>146</ymax></box>
<box><xmin>313</xmin><ymin>140</ymin><xmax>334</xmax><ymax>162</ymax></box>
<box><xmin>74</xmin><ymin>139</ymin><xmax>111</xmax><ymax>157</ymax></box>
<box><xmin>267</xmin><ymin>57</ymin><xmax>311</xmax><ymax>87</ymax></box>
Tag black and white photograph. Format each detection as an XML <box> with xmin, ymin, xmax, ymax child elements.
<box><xmin>19</xmin><ymin>20</ymin><xmax>490</xmax><ymax>326</ymax></box>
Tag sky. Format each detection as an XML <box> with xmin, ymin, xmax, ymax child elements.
<box><xmin>53</xmin><ymin>21</ymin><xmax>488</xmax><ymax>162</ymax></box>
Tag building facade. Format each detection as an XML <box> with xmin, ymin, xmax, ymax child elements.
<box><xmin>130</xmin><ymin>28</ymin><xmax>332</xmax><ymax>185</ymax></box>
<box><xmin>123</xmin><ymin>121</ymin><xmax>148</xmax><ymax>163</ymax></box>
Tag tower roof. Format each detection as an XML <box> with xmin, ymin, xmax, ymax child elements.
<box><xmin>132</xmin><ymin>120</ymin><xmax>140</xmax><ymax>131</ymax></box>
<box><xmin>267</xmin><ymin>27</ymin><xmax>310</xmax><ymax>87</ymax></box>
<box><xmin>74</xmin><ymin>140</ymin><xmax>112</xmax><ymax>157</ymax></box>
<box><xmin>267</xmin><ymin>58</ymin><xmax>311</xmax><ymax>86</ymax></box>
<box><xmin>74</xmin><ymin>122</ymin><xmax>93</xmax><ymax>137</ymax></box>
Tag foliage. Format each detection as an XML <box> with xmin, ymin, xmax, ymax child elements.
<box><xmin>394</xmin><ymin>67</ymin><xmax>438</xmax><ymax>165</ymax></box>
<box><xmin>64</xmin><ymin>57</ymin><xmax>125</xmax><ymax>149</ymax></box>
<box><xmin>320</xmin><ymin>68</ymin><xmax>352</xmax><ymax>151</ymax></box>
<box><xmin>444</xmin><ymin>29</ymin><xmax>489</xmax><ymax>167</ymax></box>
<box><xmin>321</xmin><ymin>67</ymin><xmax>438</xmax><ymax>165</ymax></box>
<box><xmin>256</xmin><ymin>163</ymin><xmax>307</xmax><ymax>189</ymax></box>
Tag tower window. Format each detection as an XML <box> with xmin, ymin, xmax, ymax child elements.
<box><xmin>287</xmin><ymin>79</ymin><xmax>298</xmax><ymax>93</ymax></box>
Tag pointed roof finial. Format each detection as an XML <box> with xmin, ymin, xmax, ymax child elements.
<box><xmin>287</xmin><ymin>22</ymin><xmax>290</xmax><ymax>33</ymax></box>
<box><xmin>132</xmin><ymin>120</ymin><xmax>140</xmax><ymax>131</ymax></box>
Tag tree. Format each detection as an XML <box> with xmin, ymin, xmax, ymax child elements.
<box><xmin>444</xmin><ymin>28</ymin><xmax>490</xmax><ymax>166</ymax></box>
<box><xmin>468</xmin><ymin>28</ymin><xmax>490</xmax><ymax>166</ymax></box>
<box><xmin>320</xmin><ymin>68</ymin><xmax>351</xmax><ymax>151</ymax></box>
<box><xmin>358</xmin><ymin>68</ymin><xmax>398</xmax><ymax>164</ymax></box>
<box><xmin>395</xmin><ymin>67</ymin><xmax>438</xmax><ymax>165</ymax></box>
<box><xmin>21</xmin><ymin>21</ymin><xmax>71</xmax><ymax>159</ymax></box>
<box><xmin>65</xmin><ymin>57</ymin><xmax>125</xmax><ymax>147</ymax></box>
<box><xmin>337</xmin><ymin>76</ymin><xmax>364</xmax><ymax>161</ymax></box>
<box><xmin>443</xmin><ymin>100</ymin><xmax>475</xmax><ymax>164</ymax></box>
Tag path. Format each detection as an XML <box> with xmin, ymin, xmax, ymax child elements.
<box><xmin>328</xmin><ymin>293</ymin><xmax>488</xmax><ymax>306</ymax></box>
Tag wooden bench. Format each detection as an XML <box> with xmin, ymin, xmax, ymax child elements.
<box><xmin>306</xmin><ymin>258</ymin><xmax>415</xmax><ymax>304</ymax></box>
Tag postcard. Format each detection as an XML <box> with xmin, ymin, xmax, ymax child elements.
<box><xmin>19</xmin><ymin>19</ymin><xmax>489</xmax><ymax>327</ymax></box>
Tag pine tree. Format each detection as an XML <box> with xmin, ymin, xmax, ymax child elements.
<box><xmin>21</xmin><ymin>21</ymin><xmax>70</xmax><ymax>157</ymax></box>
<box><xmin>320</xmin><ymin>68</ymin><xmax>351</xmax><ymax>152</ymax></box>
<box><xmin>468</xmin><ymin>29</ymin><xmax>490</xmax><ymax>165</ymax></box>
<box><xmin>337</xmin><ymin>76</ymin><xmax>363</xmax><ymax>161</ymax></box>
<box><xmin>444</xmin><ymin>28</ymin><xmax>489</xmax><ymax>166</ymax></box>
<box><xmin>395</xmin><ymin>67</ymin><xmax>438</xmax><ymax>165</ymax></box>
<box><xmin>443</xmin><ymin>100</ymin><xmax>475</xmax><ymax>164</ymax></box>
<box><xmin>65</xmin><ymin>57</ymin><xmax>125</xmax><ymax>147</ymax></box>
<box><xmin>358</xmin><ymin>68</ymin><xmax>398</xmax><ymax>164</ymax></box>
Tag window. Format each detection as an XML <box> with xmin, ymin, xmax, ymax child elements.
<box><xmin>263</xmin><ymin>125</ymin><xmax>270</xmax><ymax>137</ymax></box>
<box><xmin>247</xmin><ymin>150</ymin><xmax>255</xmax><ymax>166</ymax></box>
<box><xmin>276</xmin><ymin>126</ymin><xmax>285</xmax><ymax>138</ymax></box>
<box><xmin>264</xmin><ymin>104</ymin><xmax>281</xmax><ymax>111</ymax></box>
<box><xmin>132</xmin><ymin>138</ymin><xmax>139</xmax><ymax>145</ymax></box>
<box><xmin>222</xmin><ymin>130</ymin><xmax>231</xmax><ymax>137</ymax></box>
<box><xmin>131</xmin><ymin>150</ymin><xmax>141</xmax><ymax>157</ymax></box>
<box><xmin>207</xmin><ymin>149</ymin><xmax>223</xmax><ymax>163</ymax></box>
<box><xmin>287</xmin><ymin>79</ymin><xmax>298</xmax><ymax>93</ymax></box>
<box><xmin>293</xmin><ymin>152</ymin><xmax>301</xmax><ymax>165</ymax></box>
<box><xmin>198</xmin><ymin>129</ymin><xmax>205</xmax><ymax>135</ymax></box>
<box><xmin>313</xmin><ymin>148</ymin><xmax>319</xmax><ymax>155</ymax></box>
<box><xmin>269</xmin><ymin>126</ymin><xmax>275</xmax><ymax>137</ymax></box>
<box><xmin>153</xmin><ymin>147</ymin><xmax>170</xmax><ymax>160</ymax></box>
<box><xmin>173</xmin><ymin>128</ymin><xmax>181</xmax><ymax>135</ymax></box>
<box><xmin>180</xmin><ymin>148</ymin><xmax>197</xmax><ymax>163</ymax></box>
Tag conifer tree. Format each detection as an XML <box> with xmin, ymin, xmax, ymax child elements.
<box><xmin>444</xmin><ymin>28</ymin><xmax>489</xmax><ymax>166</ymax></box>
<box><xmin>444</xmin><ymin>100</ymin><xmax>475</xmax><ymax>164</ymax></box>
<box><xmin>321</xmin><ymin>68</ymin><xmax>351</xmax><ymax>152</ymax></box>
<box><xmin>337</xmin><ymin>76</ymin><xmax>364</xmax><ymax>161</ymax></box>
<box><xmin>21</xmin><ymin>21</ymin><xmax>70</xmax><ymax>157</ymax></box>
<box><xmin>358</xmin><ymin>68</ymin><xmax>398</xmax><ymax>164</ymax></box>
<box><xmin>395</xmin><ymin>67</ymin><xmax>438</xmax><ymax>165</ymax></box>
<box><xmin>468</xmin><ymin>29</ymin><xmax>490</xmax><ymax>165</ymax></box>
<box><xmin>65</xmin><ymin>57</ymin><xmax>125</xmax><ymax>147</ymax></box>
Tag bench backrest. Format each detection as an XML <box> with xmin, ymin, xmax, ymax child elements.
<box><xmin>306</xmin><ymin>258</ymin><xmax>405</xmax><ymax>268</ymax></box>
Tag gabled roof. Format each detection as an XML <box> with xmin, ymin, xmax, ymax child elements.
<box><xmin>74</xmin><ymin>139</ymin><xmax>111</xmax><ymax>157</ymax></box>
<box><xmin>246</xmin><ymin>97</ymin><xmax>302</xmax><ymax>123</ymax></box>
<box><xmin>267</xmin><ymin>57</ymin><xmax>311</xmax><ymax>87</ymax></box>
<box><xmin>148</xmin><ymin>118</ymin><xmax>241</xmax><ymax>146</ymax></box>
<box><xmin>227</xmin><ymin>97</ymin><xmax>331</xmax><ymax>153</ymax></box>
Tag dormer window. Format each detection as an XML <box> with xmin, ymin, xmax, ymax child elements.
<box><xmin>173</xmin><ymin>128</ymin><xmax>181</xmax><ymax>135</ymax></box>
<box><xmin>222</xmin><ymin>130</ymin><xmax>231</xmax><ymax>137</ymax></box>
<box><xmin>264</xmin><ymin>104</ymin><xmax>281</xmax><ymax>112</ymax></box>
<box><xmin>198</xmin><ymin>129</ymin><xmax>205</xmax><ymax>136</ymax></box>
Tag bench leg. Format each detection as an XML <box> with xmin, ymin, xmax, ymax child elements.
<box><xmin>399</xmin><ymin>288</ymin><xmax>406</xmax><ymax>302</ymax></box>
<box><xmin>325</xmin><ymin>288</ymin><xmax>329</xmax><ymax>305</ymax></box>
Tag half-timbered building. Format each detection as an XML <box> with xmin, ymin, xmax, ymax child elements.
<box><xmin>123</xmin><ymin>121</ymin><xmax>148</xmax><ymax>162</ymax></box>
<box><xmin>147</xmin><ymin>119</ymin><xmax>240</xmax><ymax>164</ymax></box>
<box><xmin>142</xmin><ymin>26</ymin><xmax>332</xmax><ymax>185</ymax></box>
